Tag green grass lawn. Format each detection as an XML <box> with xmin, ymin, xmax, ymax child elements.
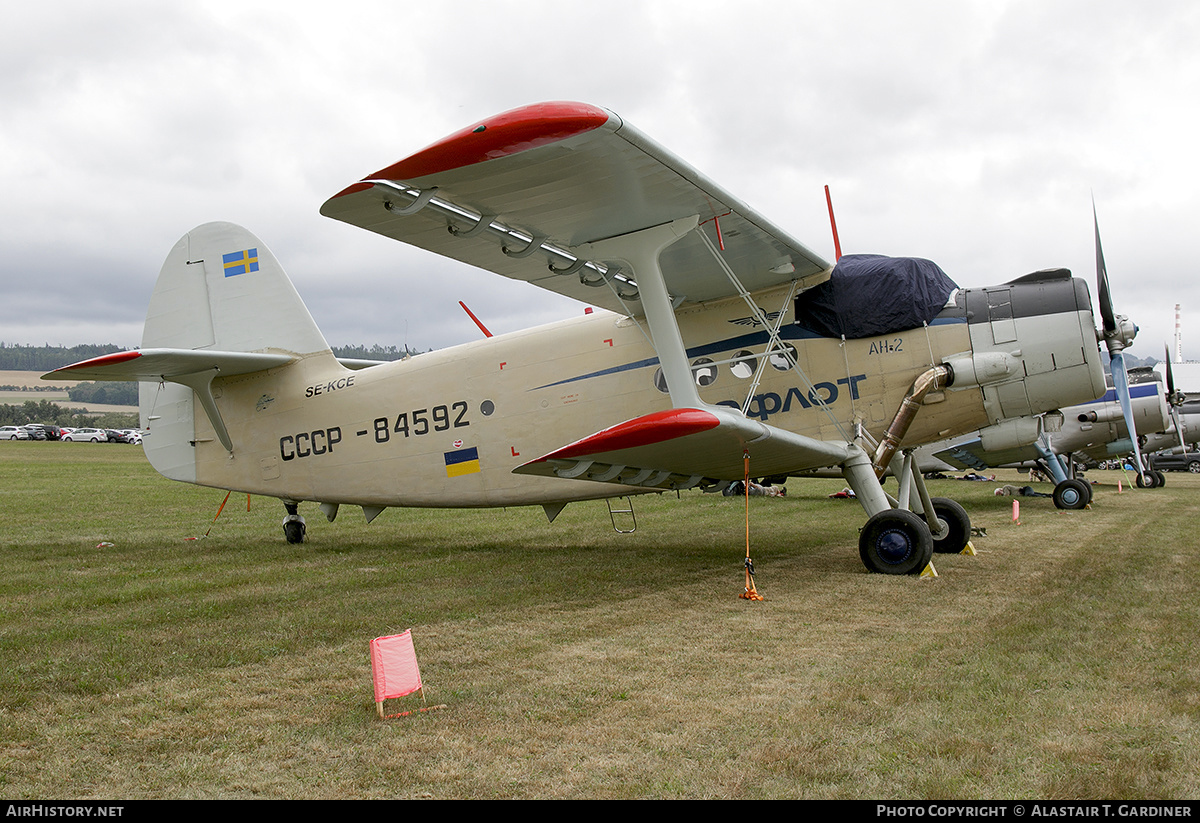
<box><xmin>2</xmin><ymin>443</ymin><xmax>1198</xmax><ymax>798</ymax></box>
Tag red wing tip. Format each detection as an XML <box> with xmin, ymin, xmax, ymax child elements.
<box><xmin>361</xmin><ymin>101</ymin><xmax>614</xmax><ymax>184</ymax></box>
<box><xmin>533</xmin><ymin>408</ymin><xmax>722</xmax><ymax>463</ymax></box>
<box><xmin>54</xmin><ymin>351</ymin><xmax>142</xmax><ymax>372</ymax></box>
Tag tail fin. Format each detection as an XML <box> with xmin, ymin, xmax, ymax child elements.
<box><xmin>143</xmin><ymin>222</ymin><xmax>329</xmax><ymax>355</ymax></box>
<box><xmin>138</xmin><ymin>223</ymin><xmax>332</xmax><ymax>481</ymax></box>
<box><xmin>46</xmin><ymin>223</ymin><xmax>335</xmax><ymax>484</ymax></box>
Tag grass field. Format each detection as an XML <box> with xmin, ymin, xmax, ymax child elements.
<box><xmin>1</xmin><ymin>442</ymin><xmax>1198</xmax><ymax>799</ymax></box>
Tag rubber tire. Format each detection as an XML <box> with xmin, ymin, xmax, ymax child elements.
<box><xmin>1135</xmin><ymin>471</ymin><xmax>1155</xmax><ymax>488</ymax></box>
<box><xmin>1154</xmin><ymin>470</ymin><xmax>1166</xmax><ymax>488</ymax></box>
<box><xmin>1053</xmin><ymin>478</ymin><xmax>1090</xmax><ymax>510</ymax></box>
<box><xmin>283</xmin><ymin>520</ymin><xmax>306</xmax><ymax>544</ymax></box>
<box><xmin>859</xmin><ymin>509</ymin><xmax>934</xmax><ymax>575</ymax></box>
<box><xmin>1188</xmin><ymin>461</ymin><xmax>1200</xmax><ymax>474</ymax></box>
<box><xmin>1075</xmin><ymin>479</ymin><xmax>1093</xmax><ymax>505</ymax></box>
<box><xmin>926</xmin><ymin>497</ymin><xmax>971</xmax><ymax>554</ymax></box>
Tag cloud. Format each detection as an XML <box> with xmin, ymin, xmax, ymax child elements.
<box><xmin>3</xmin><ymin>0</ymin><xmax>1199</xmax><ymax>361</ymax></box>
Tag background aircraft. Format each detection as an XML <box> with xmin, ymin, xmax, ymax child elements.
<box><xmin>911</xmin><ymin>380</ymin><xmax>1170</xmax><ymax>508</ymax></box>
<box><xmin>47</xmin><ymin>102</ymin><xmax>1139</xmax><ymax>576</ymax></box>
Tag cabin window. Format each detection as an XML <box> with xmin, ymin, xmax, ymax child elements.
<box><xmin>691</xmin><ymin>358</ymin><xmax>717</xmax><ymax>387</ymax></box>
<box><xmin>769</xmin><ymin>344</ymin><xmax>797</xmax><ymax>371</ymax></box>
<box><xmin>731</xmin><ymin>351</ymin><xmax>756</xmax><ymax>379</ymax></box>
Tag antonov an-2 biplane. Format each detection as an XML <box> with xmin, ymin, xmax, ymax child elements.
<box><xmin>47</xmin><ymin>102</ymin><xmax>1139</xmax><ymax>575</ymax></box>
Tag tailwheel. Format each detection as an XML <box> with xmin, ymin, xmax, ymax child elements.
<box><xmin>859</xmin><ymin>509</ymin><xmax>934</xmax><ymax>575</ymax></box>
<box><xmin>926</xmin><ymin>497</ymin><xmax>971</xmax><ymax>554</ymax></box>
<box><xmin>1052</xmin><ymin>478</ymin><xmax>1091</xmax><ymax>510</ymax></box>
<box><xmin>282</xmin><ymin>502</ymin><xmax>307</xmax><ymax>544</ymax></box>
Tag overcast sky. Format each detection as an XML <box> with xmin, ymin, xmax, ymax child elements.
<box><xmin>3</xmin><ymin>0</ymin><xmax>1198</xmax><ymax>363</ymax></box>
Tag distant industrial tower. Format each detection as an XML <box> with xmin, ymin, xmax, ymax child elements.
<box><xmin>1157</xmin><ymin>303</ymin><xmax>1200</xmax><ymax>394</ymax></box>
<box><xmin>1175</xmin><ymin>303</ymin><xmax>1184</xmax><ymax>364</ymax></box>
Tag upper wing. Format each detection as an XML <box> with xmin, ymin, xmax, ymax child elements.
<box><xmin>514</xmin><ymin>406</ymin><xmax>852</xmax><ymax>489</ymax></box>
<box><xmin>320</xmin><ymin>102</ymin><xmax>831</xmax><ymax>315</ymax></box>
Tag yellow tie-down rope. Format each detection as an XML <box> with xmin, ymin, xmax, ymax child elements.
<box><xmin>740</xmin><ymin>450</ymin><xmax>764</xmax><ymax>602</ymax></box>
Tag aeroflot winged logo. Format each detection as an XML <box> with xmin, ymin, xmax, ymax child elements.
<box><xmin>222</xmin><ymin>248</ymin><xmax>259</xmax><ymax>277</ymax></box>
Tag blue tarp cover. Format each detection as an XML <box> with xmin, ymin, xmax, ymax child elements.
<box><xmin>793</xmin><ymin>254</ymin><xmax>957</xmax><ymax>339</ymax></box>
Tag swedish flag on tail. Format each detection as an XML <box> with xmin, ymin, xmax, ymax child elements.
<box><xmin>223</xmin><ymin>248</ymin><xmax>259</xmax><ymax>276</ymax></box>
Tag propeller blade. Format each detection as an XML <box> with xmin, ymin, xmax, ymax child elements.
<box><xmin>1165</xmin><ymin>345</ymin><xmax>1187</xmax><ymax>450</ymax></box>
<box><xmin>1095</xmin><ymin>201</ymin><xmax>1117</xmax><ymax>334</ymax></box>
<box><xmin>1111</xmin><ymin>351</ymin><xmax>1149</xmax><ymax>480</ymax></box>
<box><xmin>1171</xmin><ymin>405</ymin><xmax>1187</xmax><ymax>452</ymax></box>
<box><xmin>1091</xmin><ymin>204</ymin><xmax>1146</xmax><ymax>478</ymax></box>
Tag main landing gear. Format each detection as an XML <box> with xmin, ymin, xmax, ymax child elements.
<box><xmin>1052</xmin><ymin>477</ymin><xmax>1092</xmax><ymax>510</ymax></box>
<box><xmin>283</xmin><ymin>502</ymin><xmax>306</xmax><ymax>544</ymax></box>
<box><xmin>858</xmin><ymin>509</ymin><xmax>933</xmax><ymax>576</ymax></box>
<box><xmin>1034</xmin><ymin>448</ymin><xmax>1097</xmax><ymax>510</ymax></box>
<box><xmin>1134</xmin><ymin>469</ymin><xmax>1166</xmax><ymax>488</ymax></box>
<box><xmin>844</xmin><ymin>447</ymin><xmax>972</xmax><ymax>575</ymax></box>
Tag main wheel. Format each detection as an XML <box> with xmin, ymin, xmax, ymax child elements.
<box><xmin>1074</xmin><ymin>478</ymin><xmax>1093</xmax><ymax>504</ymax></box>
<box><xmin>1053</xmin><ymin>478</ymin><xmax>1090</xmax><ymax>510</ymax></box>
<box><xmin>1153</xmin><ymin>469</ymin><xmax>1166</xmax><ymax>487</ymax></box>
<box><xmin>926</xmin><ymin>497</ymin><xmax>971</xmax><ymax>554</ymax></box>
<box><xmin>1135</xmin><ymin>471</ymin><xmax>1157</xmax><ymax>488</ymax></box>
<box><xmin>859</xmin><ymin>509</ymin><xmax>934</xmax><ymax>575</ymax></box>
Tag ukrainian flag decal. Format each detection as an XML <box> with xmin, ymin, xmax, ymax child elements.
<box><xmin>444</xmin><ymin>446</ymin><xmax>481</xmax><ymax>478</ymax></box>
<box><xmin>223</xmin><ymin>248</ymin><xmax>259</xmax><ymax>277</ymax></box>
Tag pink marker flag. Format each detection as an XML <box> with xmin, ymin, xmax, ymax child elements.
<box><xmin>370</xmin><ymin>630</ymin><xmax>423</xmax><ymax>704</ymax></box>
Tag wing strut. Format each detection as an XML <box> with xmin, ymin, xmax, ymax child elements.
<box><xmin>171</xmin><ymin>370</ymin><xmax>235</xmax><ymax>453</ymax></box>
<box><xmin>692</xmin><ymin>227</ymin><xmax>849</xmax><ymax>442</ymax></box>
<box><xmin>578</xmin><ymin>216</ymin><xmax>702</xmax><ymax>408</ymax></box>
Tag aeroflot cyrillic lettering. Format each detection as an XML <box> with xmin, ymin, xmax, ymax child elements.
<box><xmin>305</xmin><ymin>375</ymin><xmax>356</xmax><ymax>398</ymax></box>
<box><xmin>280</xmin><ymin>427</ymin><xmax>343</xmax><ymax>460</ymax></box>
<box><xmin>719</xmin><ymin>374</ymin><xmax>867</xmax><ymax>421</ymax></box>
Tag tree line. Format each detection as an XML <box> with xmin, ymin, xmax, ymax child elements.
<box><xmin>0</xmin><ymin>343</ymin><xmax>127</xmax><ymax>371</ymax></box>
<box><xmin>0</xmin><ymin>399</ymin><xmax>137</xmax><ymax>430</ymax></box>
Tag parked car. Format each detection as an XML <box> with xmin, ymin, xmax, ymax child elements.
<box><xmin>1</xmin><ymin>426</ymin><xmax>30</xmax><ymax>440</ymax></box>
<box><xmin>21</xmin><ymin>423</ymin><xmax>64</xmax><ymax>441</ymax></box>
<box><xmin>63</xmin><ymin>427</ymin><xmax>106</xmax><ymax>443</ymax></box>
<box><xmin>118</xmin><ymin>429</ymin><xmax>143</xmax><ymax>444</ymax></box>
<box><xmin>1149</xmin><ymin>449</ymin><xmax>1200</xmax><ymax>473</ymax></box>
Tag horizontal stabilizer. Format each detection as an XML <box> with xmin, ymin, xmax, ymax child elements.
<box><xmin>44</xmin><ymin>348</ymin><xmax>295</xmax><ymax>456</ymax></box>
<box><xmin>43</xmin><ymin>348</ymin><xmax>295</xmax><ymax>383</ymax></box>
<box><xmin>514</xmin><ymin>406</ymin><xmax>850</xmax><ymax>490</ymax></box>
